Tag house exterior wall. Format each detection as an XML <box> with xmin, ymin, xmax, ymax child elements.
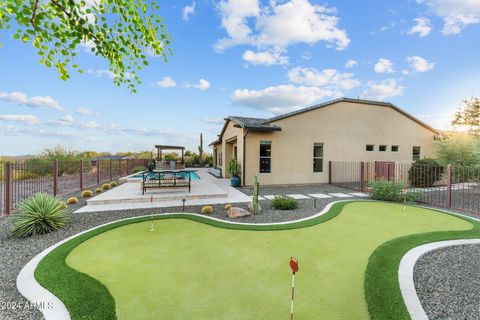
<box><xmin>242</xmin><ymin>101</ymin><xmax>436</xmax><ymax>186</ymax></box>
<box><xmin>220</xmin><ymin>121</ymin><xmax>244</xmax><ymax>178</ymax></box>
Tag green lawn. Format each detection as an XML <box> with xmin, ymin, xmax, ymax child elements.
<box><xmin>61</xmin><ymin>202</ymin><xmax>472</xmax><ymax>320</ymax></box>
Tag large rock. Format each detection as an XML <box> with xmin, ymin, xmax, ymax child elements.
<box><xmin>227</xmin><ymin>207</ymin><xmax>251</xmax><ymax>218</ymax></box>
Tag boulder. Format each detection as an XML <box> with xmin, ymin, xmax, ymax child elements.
<box><xmin>227</xmin><ymin>207</ymin><xmax>251</xmax><ymax>218</ymax></box>
<box><xmin>248</xmin><ymin>202</ymin><xmax>262</xmax><ymax>213</ymax></box>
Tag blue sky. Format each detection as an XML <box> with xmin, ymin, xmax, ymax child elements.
<box><xmin>1</xmin><ymin>0</ymin><xmax>479</xmax><ymax>156</ymax></box>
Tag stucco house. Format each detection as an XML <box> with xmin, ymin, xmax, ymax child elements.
<box><xmin>209</xmin><ymin>98</ymin><xmax>438</xmax><ymax>187</ymax></box>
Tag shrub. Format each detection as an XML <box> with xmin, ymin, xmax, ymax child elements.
<box><xmin>132</xmin><ymin>166</ymin><xmax>146</xmax><ymax>173</ymax></box>
<box><xmin>226</xmin><ymin>158</ymin><xmax>241</xmax><ymax>177</ymax></box>
<box><xmin>110</xmin><ymin>181</ymin><xmax>118</xmax><ymax>187</ymax></box>
<box><xmin>10</xmin><ymin>193</ymin><xmax>67</xmax><ymax>237</ymax></box>
<box><xmin>101</xmin><ymin>183</ymin><xmax>111</xmax><ymax>190</ymax></box>
<box><xmin>81</xmin><ymin>190</ymin><xmax>93</xmax><ymax>198</ymax></box>
<box><xmin>408</xmin><ymin>158</ymin><xmax>444</xmax><ymax>187</ymax></box>
<box><xmin>201</xmin><ymin>205</ymin><xmax>214</xmax><ymax>214</ymax></box>
<box><xmin>368</xmin><ymin>179</ymin><xmax>419</xmax><ymax>202</ymax></box>
<box><xmin>271</xmin><ymin>196</ymin><xmax>298</xmax><ymax>210</ymax></box>
<box><xmin>67</xmin><ymin>197</ymin><xmax>78</xmax><ymax>205</ymax></box>
<box><xmin>95</xmin><ymin>188</ymin><xmax>102</xmax><ymax>193</ymax></box>
<box><xmin>224</xmin><ymin>204</ymin><xmax>232</xmax><ymax>210</ymax></box>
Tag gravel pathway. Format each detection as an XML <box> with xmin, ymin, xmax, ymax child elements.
<box><xmin>414</xmin><ymin>244</ymin><xmax>480</xmax><ymax>319</ymax></box>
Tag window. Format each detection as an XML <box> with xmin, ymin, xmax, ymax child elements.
<box><xmin>379</xmin><ymin>145</ymin><xmax>387</xmax><ymax>152</ymax></box>
<box><xmin>233</xmin><ymin>146</ymin><xmax>237</xmax><ymax>159</ymax></box>
<box><xmin>259</xmin><ymin>141</ymin><xmax>271</xmax><ymax>173</ymax></box>
<box><xmin>391</xmin><ymin>145</ymin><xmax>399</xmax><ymax>152</ymax></box>
<box><xmin>412</xmin><ymin>146</ymin><xmax>421</xmax><ymax>161</ymax></box>
<box><xmin>366</xmin><ymin>144</ymin><xmax>374</xmax><ymax>151</ymax></box>
<box><xmin>313</xmin><ymin>143</ymin><xmax>324</xmax><ymax>172</ymax></box>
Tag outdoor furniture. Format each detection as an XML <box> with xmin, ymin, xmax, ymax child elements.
<box><xmin>142</xmin><ymin>171</ymin><xmax>191</xmax><ymax>194</ymax></box>
<box><xmin>169</xmin><ymin>161</ymin><xmax>176</xmax><ymax>170</ymax></box>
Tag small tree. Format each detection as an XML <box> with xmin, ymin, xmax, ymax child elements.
<box><xmin>408</xmin><ymin>158</ymin><xmax>444</xmax><ymax>187</ymax></box>
<box><xmin>452</xmin><ymin>97</ymin><xmax>480</xmax><ymax>138</ymax></box>
<box><xmin>435</xmin><ymin>133</ymin><xmax>480</xmax><ymax>167</ymax></box>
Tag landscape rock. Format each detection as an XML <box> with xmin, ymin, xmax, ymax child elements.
<box><xmin>227</xmin><ymin>207</ymin><xmax>251</xmax><ymax>218</ymax></box>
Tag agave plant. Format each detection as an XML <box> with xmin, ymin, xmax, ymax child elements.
<box><xmin>10</xmin><ymin>193</ymin><xmax>68</xmax><ymax>237</ymax></box>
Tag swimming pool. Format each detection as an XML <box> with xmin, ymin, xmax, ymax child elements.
<box><xmin>130</xmin><ymin>171</ymin><xmax>200</xmax><ymax>180</ymax></box>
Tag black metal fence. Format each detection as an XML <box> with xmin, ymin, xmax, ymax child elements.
<box><xmin>329</xmin><ymin>161</ymin><xmax>480</xmax><ymax>215</ymax></box>
<box><xmin>1</xmin><ymin>158</ymin><xmax>148</xmax><ymax>215</ymax></box>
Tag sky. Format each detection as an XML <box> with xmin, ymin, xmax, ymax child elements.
<box><xmin>1</xmin><ymin>0</ymin><xmax>479</xmax><ymax>156</ymax></box>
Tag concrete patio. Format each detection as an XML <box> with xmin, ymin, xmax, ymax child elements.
<box><xmin>75</xmin><ymin>168</ymin><xmax>252</xmax><ymax>213</ymax></box>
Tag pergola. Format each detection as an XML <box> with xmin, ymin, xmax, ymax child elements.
<box><xmin>154</xmin><ymin>145</ymin><xmax>185</xmax><ymax>162</ymax></box>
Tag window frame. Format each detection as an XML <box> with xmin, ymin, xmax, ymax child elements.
<box><xmin>259</xmin><ymin>141</ymin><xmax>272</xmax><ymax>173</ymax></box>
<box><xmin>366</xmin><ymin>144</ymin><xmax>375</xmax><ymax>152</ymax></box>
<box><xmin>313</xmin><ymin>143</ymin><xmax>324</xmax><ymax>173</ymax></box>
<box><xmin>412</xmin><ymin>146</ymin><xmax>421</xmax><ymax>161</ymax></box>
<box><xmin>379</xmin><ymin>145</ymin><xmax>387</xmax><ymax>152</ymax></box>
<box><xmin>391</xmin><ymin>145</ymin><xmax>399</xmax><ymax>152</ymax></box>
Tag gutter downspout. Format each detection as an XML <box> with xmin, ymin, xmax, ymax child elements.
<box><xmin>242</xmin><ymin>129</ymin><xmax>249</xmax><ymax>187</ymax></box>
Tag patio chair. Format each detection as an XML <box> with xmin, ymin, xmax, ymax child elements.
<box><xmin>169</xmin><ymin>161</ymin><xmax>176</xmax><ymax>170</ymax></box>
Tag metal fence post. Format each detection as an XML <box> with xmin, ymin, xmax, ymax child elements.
<box><xmin>96</xmin><ymin>158</ymin><xmax>100</xmax><ymax>184</ymax></box>
<box><xmin>328</xmin><ymin>161</ymin><xmax>332</xmax><ymax>184</ymax></box>
<box><xmin>5</xmin><ymin>162</ymin><xmax>13</xmax><ymax>215</ymax></box>
<box><xmin>79</xmin><ymin>159</ymin><xmax>84</xmax><ymax>190</ymax></box>
<box><xmin>360</xmin><ymin>162</ymin><xmax>365</xmax><ymax>192</ymax></box>
<box><xmin>53</xmin><ymin>160</ymin><xmax>58</xmax><ymax>196</ymax></box>
<box><xmin>109</xmin><ymin>159</ymin><xmax>112</xmax><ymax>181</ymax></box>
<box><xmin>447</xmin><ymin>164</ymin><xmax>452</xmax><ymax>208</ymax></box>
<box><xmin>126</xmin><ymin>159</ymin><xmax>130</xmax><ymax>175</ymax></box>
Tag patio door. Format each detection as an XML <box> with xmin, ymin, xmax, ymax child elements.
<box><xmin>375</xmin><ymin>161</ymin><xmax>395</xmax><ymax>181</ymax></box>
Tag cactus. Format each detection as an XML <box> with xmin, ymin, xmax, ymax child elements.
<box><xmin>198</xmin><ymin>133</ymin><xmax>204</xmax><ymax>164</ymax></box>
<box><xmin>252</xmin><ymin>175</ymin><xmax>260</xmax><ymax>214</ymax></box>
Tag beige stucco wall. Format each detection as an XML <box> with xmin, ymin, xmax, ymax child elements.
<box><xmin>242</xmin><ymin>101</ymin><xmax>436</xmax><ymax>186</ymax></box>
<box><xmin>220</xmin><ymin>121</ymin><xmax>244</xmax><ymax>178</ymax></box>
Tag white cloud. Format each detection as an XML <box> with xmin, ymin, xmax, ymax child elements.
<box><xmin>81</xmin><ymin>121</ymin><xmax>100</xmax><ymax>129</ymax></box>
<box><xmin>60</xmin><ymin>115</ymin><xmax>74</xmax><ymax>123</ymax></box>
<box><xmin>361</xmin><ymin>79</ymin><xmax>404</xmax><ymax>101</ymax></box>
<box><xmin>407</xmin><ymin>56</ymin><xmax>435</xmax><ymax>72</ymax></box>
<box><xmin>185</xmin><ymin>79</ymin><xmax>211</xmax><ymax>90</ymax></box>
<box><xmin>0</xmin><ymin>91</ymin><xmax>63</xmax><ymax>111</ymax></box>
<box><xmin>0</xmin><ymin>114</ymin><xmax>40</xmax><ymax>125</ymax></box>
<box><xmin>242</xmin><ymin>50</ymin><xmax>288</xmax><ymax>65</ymax></box>
<box><xmin>76</xmin><ymin>107</ymin><xmax>93</xmax><ymax>116</ymax></box>
<box><xmin>374</xmin><ymin>58</ymin><xmax>395</xmax><ymax>73</ymax></box>
<box><xmin>408</xmin><ymin>17</ymin><xmax>432</xmax><ymax>37</ymax></box>
<box><xmin>344</xmin><ymin>59</ymin><xmax>357</xmax><ymax>68</ymax></box>
<box><xmin>288</xmin><ymin>67</ymin><xmax>360</xmax><ymax>90</ymax></box>
<box><xmin>155</xmin><ymin>77</ymin><xmax>177</xmax><ymax>88</ymax></box>
<box><xmin>202</xmin><ymin>117</ymin><xmax>225</xmax><ymax>124</ymax></box>
<box><xmin>232</xmin><ymin>85</ymin><xmax>335</xmax><ymax>114</ymax></box>
<box><xmin>302</xmin><ymin>51</ymin><xmax>312</xmax><ymax>60</ymax></box>
<box><xmin>215</xmin><ymin>0</ymin><xmax>350</xmax><ymax>52</ymax></box>
<box><xmin>182</xmin><ymin>1</ymin><xmax>196</xmax><ymax>21</ymax></box>
<box><xmin>417</xmin><ymin>0</ymin><xmax>480</xmax><ymax>34</ymax></box>
<box><xmin>86</xmin><ymin>69</ymin><xmax>115</xmax><ymax>79</ymax></box>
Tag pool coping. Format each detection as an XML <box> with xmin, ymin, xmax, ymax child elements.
<box><xmin>16</xmin><ymin>200</ymin><xmax>480</xmax><ymax>320</ymax></box>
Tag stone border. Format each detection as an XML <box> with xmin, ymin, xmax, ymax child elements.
<box><xmin>398</xmin><ymin>206</ymin><xmax>480</xmax><ymax>320</ymax></box>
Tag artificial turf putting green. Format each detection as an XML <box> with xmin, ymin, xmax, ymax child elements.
<box><xmin>62</xmin><ymin>202</ymin><xmax>472</xmax><ymax>320</ymax></box>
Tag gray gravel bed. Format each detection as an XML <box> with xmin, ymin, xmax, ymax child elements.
<box><xmin>414</xmin><ymin>244</ymin><xmax>480</xmax><ymax>319</ymax></box>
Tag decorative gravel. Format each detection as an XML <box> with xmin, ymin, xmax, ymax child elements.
<box><xmin>414</xmin><ymin>244</ymin><xmax>480</xmax><ymax>319</ymax></box>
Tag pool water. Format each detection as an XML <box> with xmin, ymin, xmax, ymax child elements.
<box><xmin>131</xmin><ymin>171</ymin><xmax>200</xmax><ymax>180</ymax></box>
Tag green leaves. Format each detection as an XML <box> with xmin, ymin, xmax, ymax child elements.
<box><xmin>1</xmin><ymin>0</ymin><xmax>172</xmax><ymax>92</ymax></box>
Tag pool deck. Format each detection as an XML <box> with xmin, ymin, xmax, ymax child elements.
<box><xmin>75</xmin><ymin>168</ymin><xmax>252</xmax><ymax>213</ymax></box>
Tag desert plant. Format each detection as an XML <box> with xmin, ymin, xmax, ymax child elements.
<box><xmin>226</xmin><ymin>158</ymin><xmax>241</xmax><ymax>177</ymax></box>
<box><xmin>271</xmin><ymin>196</ymin><xmax>298</xmax><ymax>210</ymax></box>
<box><xmin>59</xmin><ymin>201</ymin><xmax>68</xmax><ymax>209</ymax></box>
<box><xmin>81</xmin><ymin>190</ymin><xmax>93</xmax><ymax>198</ymax></box>
<box><xmin>408</xmin><ymin>158</ymin><xmax>444</xmax><ymax>187</ymax></box>
<box><xmin>201</xmin><ymin>205</ymin><xmax>214</xmax><ymax>214</ymax></box>
<box><xmin>368</xmin><ymin>179</ymin><xmax>419</xmax><ymax>202</ymax></box>
<box><xmin>66</xmin><ymin>197</ymin><xmax>78</xmax><ymax>205</ymax></box>
<box><xmin>95</xmin><ymin>188</ymin><xmax>102</xmax><ymax>193</ymax></box>
<box><xmin>110</xmin><ymin>181</ymin><xmax>118</xmax><ymax>187</ymax></box>
<box><xmin>224</xmin><ymin>204</ymin><xmax>232</xmax><ymax>210</ymax></box>
<box><xmin>251</xmin><ymin>175</ymin><xmax>260</xmax><ymax>214</ymax></box>
<box><xmin>132</xmin><ymin>166</ymin><xmax>146</xmax><ymax>173</ymax></box>
<box><xmin>102</xmin><ymin>183</ymin><xmax>111</xmax><ymax>190</ymax></box>
<box><xmin>10</xmin><ymin>193</ymin><xmax>67</xmax><ymax>237</ymax></box>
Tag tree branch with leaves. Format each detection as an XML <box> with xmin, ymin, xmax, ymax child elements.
<box><xmin>452</xmin><ymin>97</ymin><xmax>480</xmax><ymax>138</ymax></box>
<box><xmin>0</xmin><ymin>0</ymin><xmax>172</xmax><ymax>92</ymax></box>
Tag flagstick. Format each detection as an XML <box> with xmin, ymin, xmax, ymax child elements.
<box><xmin>150</xmin><ymin>211</ymin><xmax>155</xmax><ymax>232</ymax></box>
<box><xmin>290</xmin><ymin>271</ymin><xmax>295</xmax><ymax>320</ymax></box>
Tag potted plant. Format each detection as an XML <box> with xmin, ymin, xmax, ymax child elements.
<box><xmin>226</xmin><ymin>158</ymin><xmax>241</xmax><ymax>187</ymax></box>
<box><xmin>147</xmin><ymin>158</ymin><xmax>155</xmax><ymax>172</ymax></box>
